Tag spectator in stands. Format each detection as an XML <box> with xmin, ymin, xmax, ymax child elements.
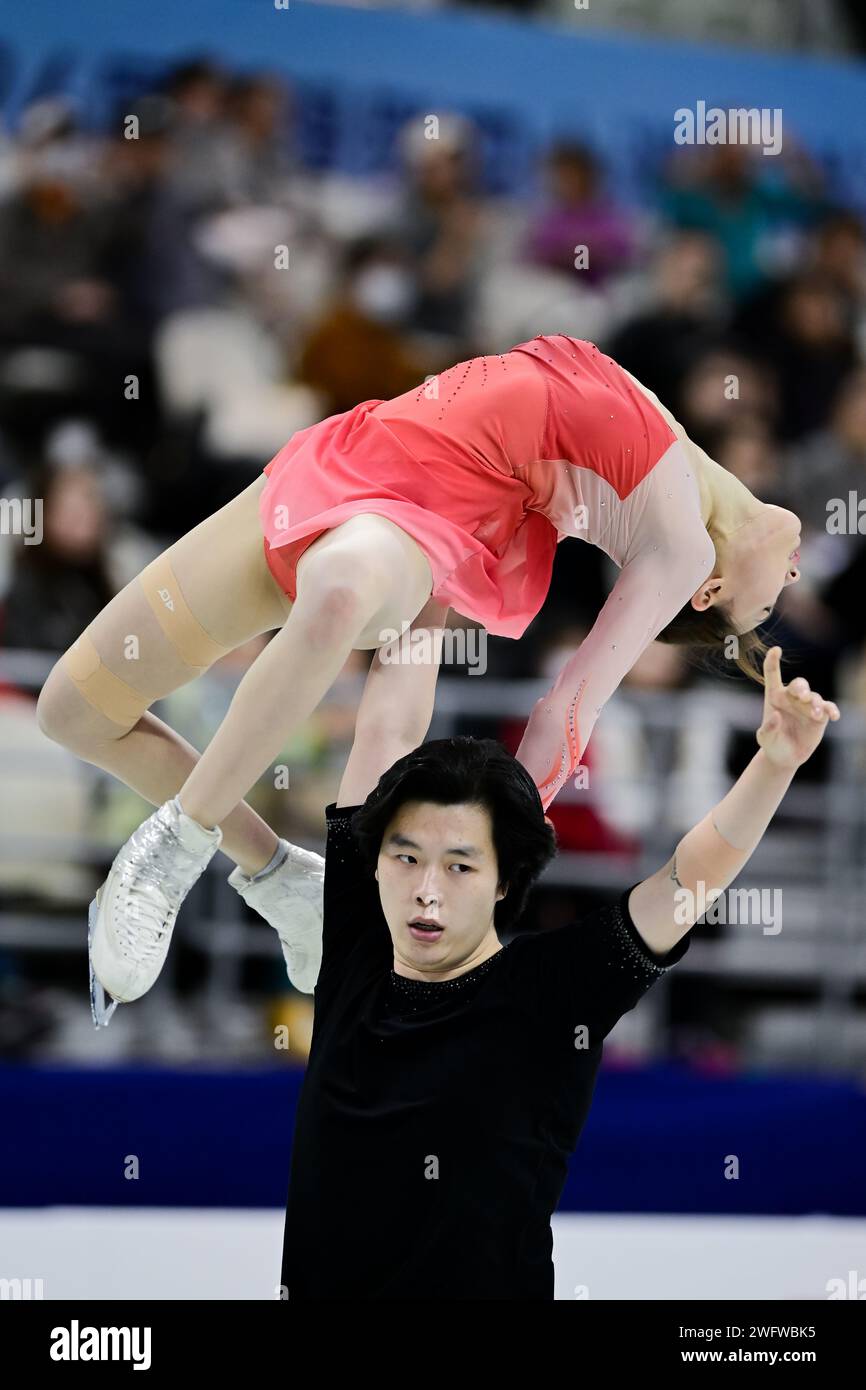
<box><xmin>675</xmin><ymin>348</ymin><xmax>777</xmax><ymax>452</ymax></box>
<box><xmin>0</xmin><ymin>460</ymin><xmax>117</xmax><ymax>653</ymax></box>
<box><xmin>735</xmin><ymin>207</ymin><xmax>866</xmax><ymax>349</ymax></box>
<box><xmin>523</xmin><ymin>139</ymin><xmax>636</xmax><ymax>287</ymax></box>
<box><xmin>213</xmin><ymin>74</ymin><xmax>296</xmax><ymax>207</ymax></box>
<box><xmin>783</xmin><ymin>368</ymin><xmax>866</xmax><ymax>542</ymax></box>
<box><xmin>293</xmin><ymin>234</ymin><xmax>442</xmax><ymax>415</ymax></box>
<box><xmin>0</xmin><ymin>125</ymin><xmax>118</xmax><ymax>352</ymax></box>
<box><xmin>660</xmin><ymin>142</ymin><xmax>827</xmax><ymax>299</ymax></box>
<box><xmin>813</xmin><ymin>209</ymin><xmax>866</xmax><ymax>331</ymax></box>
<box><xmin>744</xmin><ymin>272</ymin><xmax>860</xmax><ymax>441</ymax></box>
<box><xmin>821</xmin><ymin>535</ymin><xmax>866</xmax><ymax>677</ymax></box>
<box><xmin>11</xmin><ymin>95</ymin><xmax>103</xmax><ymax>200</ymax></box>
<box><xmin>160</xmin><ymin>59</ymin><xmax>232</xmax><ymax>214</ymax></box>
<box><xmin>102</xmin><ymin>94</ymin><xmax>232</xmax><ymax>331</ymax></box>
<box><xmin>0</xmin><ymin>106</ymin><xmax>152</xmax><ymax>442</ymax></box>
<box><xmin>390</xmin><ymin>113</ymin><xmax>486</xmax><ymax>344</ymax></box>
<box><xmin>606</xmin><ymin>230</ymin><xmax>727</xmax><ymax>416</ymax></box>
<box><xmin>743</xmin><ymin>373</ymin><xmax>866</xmax><ymax>712</ymax></box>
<box><xmin>709</xmin><ymin>415</ymin><xmax>784</xmax><ymax>502</ymax></box>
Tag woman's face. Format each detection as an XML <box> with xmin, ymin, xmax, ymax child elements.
<box><xmin>708</xmin><ymin>504</ymin><xmax>802</xmax><ymax>635</ymax></box>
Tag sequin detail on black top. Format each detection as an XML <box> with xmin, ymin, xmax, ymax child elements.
<box><xmin>390</xmin><ymin>947</ymin><xmax>505</xmax><ymax>1004</ymax></box>
<box><xmin>604</xmin><ymin>898</ymin><xmax>676</xmax><ymax>984</ymax></box>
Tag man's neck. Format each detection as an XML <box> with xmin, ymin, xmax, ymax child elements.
<box><xmin>392</xmin><ymin>940</ymin><xmax>503</xmax><ymax>983</ymax></box>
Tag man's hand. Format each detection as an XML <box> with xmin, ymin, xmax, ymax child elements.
<box><xmin>756</xmin><ymin>646</ymin><xmax>840</xmax><ymax>771</ymax></box>
<box><xmin>628</xmin><ymin>646</ymin><xmax>841</xmax><ymax>955</ymax></box>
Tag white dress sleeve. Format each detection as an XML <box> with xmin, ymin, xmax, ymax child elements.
<box><xmin>516</xmin><ymin>446</ymin><xmax>716</xmax><ymax>810</ymax></box>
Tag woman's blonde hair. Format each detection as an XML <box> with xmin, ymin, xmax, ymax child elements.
<box><xmin>655</xmin><ymin>599</ymin><xmax>768</xmax><ymax>687</ymax></box>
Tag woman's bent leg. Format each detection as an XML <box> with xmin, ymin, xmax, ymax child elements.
<box><xmin>36</xmin><ymin>476</ymin><xmax>294</xmax><ymax>876</ymax></box>
<box><xmin>178</xmin><ymin>513</ymin><xmax>435</xmax><ymax>829</ymax></box>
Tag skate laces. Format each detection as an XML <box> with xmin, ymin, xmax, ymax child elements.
<box><xmin>112</xmin><ymin>809</ymin><xmax>214</xmax><ymax>963</ymax></box>
<box><xmin>117</xmin><ymin>875</ymin><xmax>175</xmax><ymax>961</ymax></box>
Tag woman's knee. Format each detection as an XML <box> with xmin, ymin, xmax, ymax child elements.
<box><xmin>36</xmin><ymin>649</ymin><xmax>145</xmax><ymax>748</ymax></box>
<box><xmin>295</xmin><ymin>552</ymin><xmax>389</xmax><ymax>632</ymax></box>
<box><xmin>36</xmin><ymin>660</ymin><xmax>86</xmax><ymax>745</ymax></box>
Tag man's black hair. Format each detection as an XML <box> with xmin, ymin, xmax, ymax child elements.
<box><xmin>350</xmin><ymin>737</ymin><xmax>557</xmax><ymax>933</ymax></box>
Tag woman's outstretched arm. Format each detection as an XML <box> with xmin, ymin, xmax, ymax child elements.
<box><xmin>336</xmin><ymin>599</ymin><xmax>451</xmax><ymax>808</ymax></box>
<box><xmin>628</xmin><ymin>646</ymin><xmax>841</xmax><ymax>956</ymax></box>
<box><xmin>516</xmin><ymin>523</ymin><xmax>716</xmax><ymax>810</ymax></box>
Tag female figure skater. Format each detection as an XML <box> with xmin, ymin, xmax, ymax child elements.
<box><xmin>35</xmin><ymin>334</ymin><xmax>803</xmax><ymax>1024</ymax></box>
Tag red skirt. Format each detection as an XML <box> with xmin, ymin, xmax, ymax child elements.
<box><xmin>258</xmin><ymin>396</ymin><xmax>558</xmax><ymax>639</ymax></box>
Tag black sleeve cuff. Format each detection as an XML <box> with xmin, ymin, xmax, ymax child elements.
<box><xmin>617</xmin><ymin>882</ymin><xmax>692</xmax><ymax>972</ymax></box>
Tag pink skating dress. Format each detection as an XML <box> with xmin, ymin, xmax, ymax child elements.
<box><xmin>259</xmin><ymin>334</ymin><xmax>716</xmax><ymax>808</ymax></box>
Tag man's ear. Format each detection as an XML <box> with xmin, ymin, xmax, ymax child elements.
<box><xmin>496</xmin><ymin>881</ymin><xmax>508</xmax><ymax>902</ymax></box>
<box><xmin>374</xmin><ymin>868</ymin><xmax>379</xmax><ymax>882</ymax></box>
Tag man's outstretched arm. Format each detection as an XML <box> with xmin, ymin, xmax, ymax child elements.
<box><xmin>336</xmin><ymin>599</ymin><xmax>451</xmax><ymax>808</ymax></box>
<box><xmin>628</xmin><ymin>647</ymin><xmax>841</xmax><ymax>956</ymax></box>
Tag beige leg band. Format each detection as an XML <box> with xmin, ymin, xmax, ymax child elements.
<box><xmin>138</xmin><ymin>552</ymin><xmax>232</xmax><ymax>672</ymax></box>
<box><xmin>62</xmin><ymin>632</ymin><xmax>151</xmax><ymax>731</ymax></box>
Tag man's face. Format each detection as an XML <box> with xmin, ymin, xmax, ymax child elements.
<box><xmin>375</xmin><ymin>800</ymin><xmax>506</xmax><ymax>981</ymax></box>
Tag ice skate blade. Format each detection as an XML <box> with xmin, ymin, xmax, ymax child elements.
<box><xmin>88</xmin><ymin>889</ymin><xmax>119</xmax><ymax>1030</ymax></box>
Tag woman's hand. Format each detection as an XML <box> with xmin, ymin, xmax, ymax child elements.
<box><xmin>755</xmin><ymin>646</ymin><xmax>840</xmax><ymax>771</ymax></box>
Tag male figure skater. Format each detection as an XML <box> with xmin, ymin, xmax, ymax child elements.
<box><xmin>279</xmin><ymin>617</ymin><xmax>838</xmax><ymax>1300</ymax></box>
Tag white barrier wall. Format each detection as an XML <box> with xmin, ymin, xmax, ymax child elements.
<box><xmin>1</xmin><ymin>1209</ymin><xmax>863</xmax><ymax>1300</ymax></box>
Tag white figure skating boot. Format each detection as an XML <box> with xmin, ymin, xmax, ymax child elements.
<box><xmin>228</xmin><ymin>839</ymin><xmax>324</xmax><ymax>994</ymax></box>
<box><xmin>88</xmin><ymin>795</ymin><xmax>222</xmax><ymax>1027</ymax></box>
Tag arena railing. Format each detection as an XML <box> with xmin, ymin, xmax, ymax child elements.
<box><xmin>1</xmin><ymin>648</ymin><xmax>863</xmax><ymax>1067</ymax></box>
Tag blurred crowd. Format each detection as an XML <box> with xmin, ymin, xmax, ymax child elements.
<box><xmin>1</xmin><ymin>56</ymin><xmax>865</xmax><ymax>1062</ymax></box>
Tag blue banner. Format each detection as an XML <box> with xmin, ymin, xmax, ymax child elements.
<box><xmin>0</xmin><ymin>0</ymin><xmax>864</xmax><ymax>203</ymax></box>
<box><xmin>2</xmin><ymin>1061</ymin><xmax>864</xmax><ymax>1213</ymax></box>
